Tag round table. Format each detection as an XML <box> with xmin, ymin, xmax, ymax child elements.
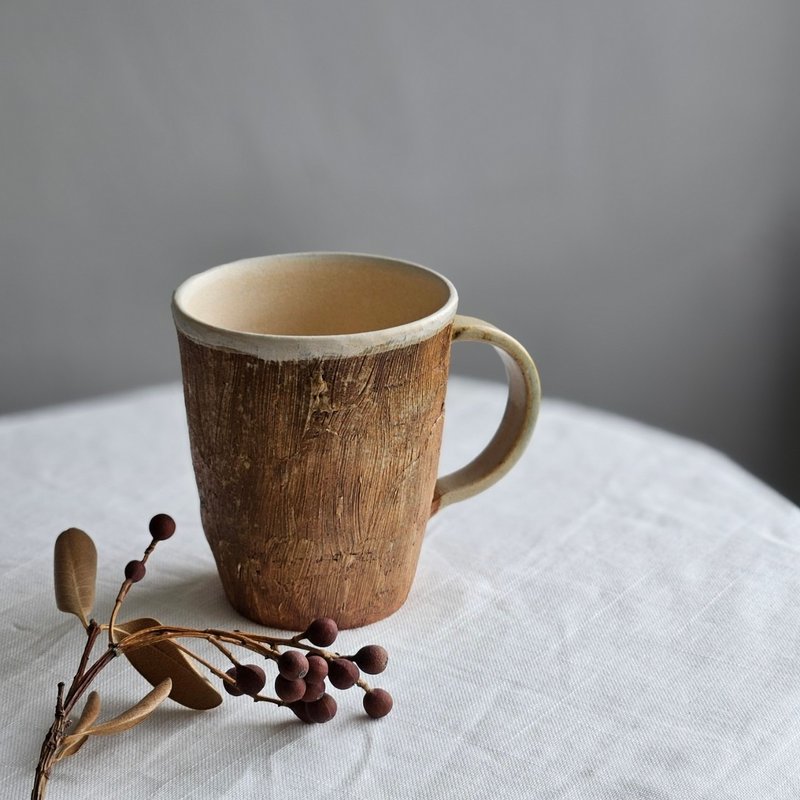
<box><xmin>2</xmin><ymin>377</ymin><xmax>798</xmax><ymax>799</ymax></box>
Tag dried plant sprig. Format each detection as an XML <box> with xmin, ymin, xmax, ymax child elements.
<box><xmin>33</xmin><ymin>516</ymin><xmax>393</xmax><ymax>800</ymax></box>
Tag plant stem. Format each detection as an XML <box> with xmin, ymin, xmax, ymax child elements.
<box><xmin>172</xmin><ymin>642</ymin><xmax>232</xmax><ymax>684</ymax></box>
<box><xmin>108</xmin><ymin>540</ymin><xmax>157</xmax><ymax>645</ymax></box>
<box><xmin>118</xmin><ymin>625</ymin><xmax>281</xmax><ymax>661</ymax></box>
<box><xmin>206</xmin><ymin>637</ymin><xmax>241</xmax><ymax>666</ymax></box>
<box><xmin>31</xmin><ymin>624</ymin><xmax>117</xmax><ymax>800</ymax></box>
<box><xmin>70</xmin><ymin>621</ymin><xmax>101</xmax><ymax>696</ymax></box>
<box><xmin>31</xmin><ymin>685</ymin><xmax>65</xmax><ymax>800</ymax></box>
<box><xmin>107</xmin><ymin>581</ymin><xmax>132</xmax><ymax>645</ymax></box>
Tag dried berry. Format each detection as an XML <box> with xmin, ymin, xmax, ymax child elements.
<box><xmin>288</xmin><ymin>701</ymin><xmax>314</xmax><ymax>724</ymax></box>
<box><xmin>223</xmin><ymin>666</ymin><xmax>243</xmax><ymax>696</ymax></box>
<box><xmin>235</xmin><ymin>664</ymin><xmax>266</xmax><ymax>696</ymax></box>
<box><xmin>148</xmin><ymin>513</ymin><xmax>176</xmax><ymax>541</ymax></box>
<box><xmin>306</xmin><ymin>654</ymin><xmax>329</xmax><ymax>682</ymax></box>
<box><xmin>124</xmin><ymin>560</ymin><xmax>146</xmax><ymax>582</ymax></box>
<box><xmin>304</xmin><ymin>617</ymin><xmax>338</xmax><ymax>647</ymax></box>
<box><xmin>274</xmin><ymin>675</ymin><xmax>306</xmax><ymax>703</ymax></box>
<box><xmin>277</xmin><ymin>650</ymin><xmax>309</xmax><ymax>680</ymax></box>
<box><xmin>328</xmin><ymin>658</ymin><xmax>359</xmax><ymax>690</ymax></box>
<box><xmin>307</xmin><ymin>693</ymin><xmax>337</xmax><ymax>723</ymax></box>
<box><xmin>301</xmin><ymin>681</ymin><xmax>326</xmax><ymax>703</ymax></box>
<box><xmin>352</xmin><ymin>645</ymin><xmax>388</xmax><ymax>675</ymax></box>
<box><xmin>363</xmin><ymin>688</ymin><xmax>393</xmax><ymax>719</ymax></box>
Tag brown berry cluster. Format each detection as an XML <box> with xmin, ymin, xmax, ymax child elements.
<box><xmin>218</xmin><ymin>617</ymin><xmax>392</xmax><ymax>722</ymax></box>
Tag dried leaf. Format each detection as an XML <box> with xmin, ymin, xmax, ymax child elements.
<box><xmin>81</xmin><ymin>678</ymin><xmax>171</xmax><ymax>736</ymax></box>
<box><xmin>72</xmin><ymin>691</ymin><xmax>101</xmax><ymax>734</ymax></box>
<box><xmin>57</xmin><ymin>692</ymin><xmax>101</xmax><ymax>760</ymax></box>
<box><xmin>114</xmin><ymin>617</ymin><xmax>223</xmax><ymax>710</ymax></box>
<box><xmin>56</xmin><ymin>734</ymin><xmax>90</xmax><ymax>761</ymax></box>
<box><xmin>54</xmin><ymin>528</ymin><xmax>97</xmax><ymax>627</ymax></box>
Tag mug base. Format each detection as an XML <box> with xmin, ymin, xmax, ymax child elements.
<box><xmin>225</xmin><ymin>587</ymin><xmax>411</xmax><ymax>631</ymax></box>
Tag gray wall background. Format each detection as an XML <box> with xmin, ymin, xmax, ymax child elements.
<box><xmin>2</xmin><ymin>1</ymin><xmax>799</xmax><ymax>500</ymax></box>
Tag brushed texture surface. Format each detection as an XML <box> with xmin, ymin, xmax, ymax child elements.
<box><xmin>178</xmin><ymin>326</ymin><xmax>452</xmax><ymax>629</ymax></box>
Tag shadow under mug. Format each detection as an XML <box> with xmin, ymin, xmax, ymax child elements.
<box><xmin>172</xmin><ymin>253</ymin><xmax>540</xmax><ymax>629</ymax></box>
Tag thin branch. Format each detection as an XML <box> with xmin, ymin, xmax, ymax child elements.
<box><xmin>172</xmin><ymin>642</ymin><xmax>232</xmax><ymax>684</ymax></box>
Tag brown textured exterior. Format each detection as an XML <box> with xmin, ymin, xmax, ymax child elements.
<box><xmin>178</xmin><ymin>326</ymin><xmax>452</xmax><ymax>629</ymax></box>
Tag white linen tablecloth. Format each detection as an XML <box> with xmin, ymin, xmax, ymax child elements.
<box><xmin>2</xmin><ymin>377</ymin><xmax>799</xmax><ymax>799</ymax></box>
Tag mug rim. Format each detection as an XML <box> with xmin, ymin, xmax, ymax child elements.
<box><xmin>172</xmin><ymin>252</ymin><xmax>459</xmax><ymax>361</ymax></box>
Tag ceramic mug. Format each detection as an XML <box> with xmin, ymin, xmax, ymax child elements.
<box><xmin>172</xmin><ymin>253</ymin><xmax>540</xmax><ymax>629</ymax></box>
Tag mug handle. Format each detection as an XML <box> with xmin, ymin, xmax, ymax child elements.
<box><xmin>432</xmin><ymin>314</ymin><xmax>541</xmax><ymax>514</ymax></box>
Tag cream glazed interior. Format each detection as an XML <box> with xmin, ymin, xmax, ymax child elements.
<box><xmin>172</xmin><ymin>252</ymin><xmax>459</xmax><ymax>361</ymax></box>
